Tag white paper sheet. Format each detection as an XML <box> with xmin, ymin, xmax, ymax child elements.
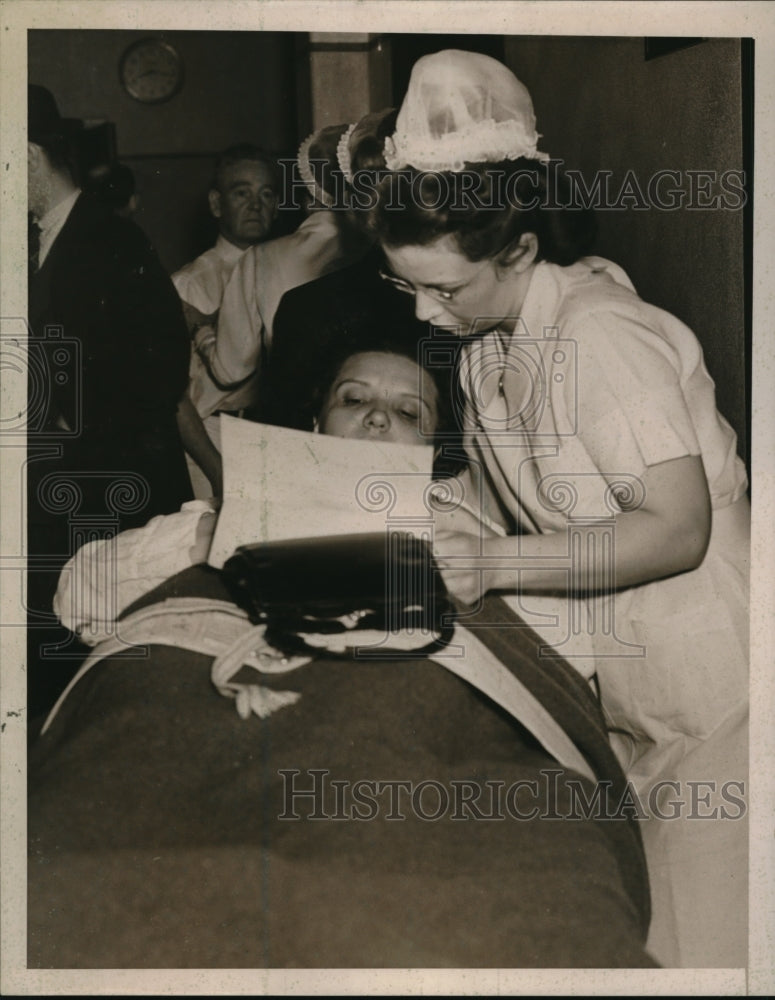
<box><xmin>208</xmin><ymin>415</ymin><xmax>436</xmax><ymax>568</ymax></box>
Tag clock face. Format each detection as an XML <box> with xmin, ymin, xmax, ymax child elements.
<box><xmin>120</xmin><ymin>39</ymin><xmax>183</xmax><ymax>104</ymax></box>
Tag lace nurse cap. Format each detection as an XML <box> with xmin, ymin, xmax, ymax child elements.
<box><xmin>384</xmin><ymin>49</ymin><xmax>550</xmax><ymax>172</ymax></box>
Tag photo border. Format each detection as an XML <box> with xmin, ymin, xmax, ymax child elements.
<box><xmin>2</xmin><ymin>1</ymin><xmax>773</xmax><ymax>995</ymax></box>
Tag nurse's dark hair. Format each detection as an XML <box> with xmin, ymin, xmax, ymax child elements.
<box><xmin>367</xmin><ymin>158</ymin><xmax>597</xmax><ymax>267</ymax></box>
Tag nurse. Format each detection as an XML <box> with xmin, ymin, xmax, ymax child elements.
<box><xmin>367</xmin><ymin>49</ymin><xmax>749</xmax><ymax>966</ymax></box>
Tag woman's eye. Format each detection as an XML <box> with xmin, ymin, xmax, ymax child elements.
<box><xmin>342</xmin><ymin>394</ymin><xmax>364</xmax><ymax>406</ymax></box>
<box><xmin>399</xmin><ymin>408</ymin><xmax>420</xmax><ymax>422</ymax></box>
<box><xmin>431</xmin><ymin>287</ymin><xmax>456</xmax><ymax>302</ymax></box>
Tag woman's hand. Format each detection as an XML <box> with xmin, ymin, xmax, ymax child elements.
<box><xmin>189</xmin><ymin>510</ymin><xmax>218</xmax><ymax>564</ymax></box>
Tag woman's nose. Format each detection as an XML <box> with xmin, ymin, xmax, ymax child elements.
<box><xmin>364</xmin><ymin>405</ymin><xmax>390</xmax><ymax>431</ymax></box>
<box><xmin>414</xmin><ymin>289</ymin><xmax>444</xmax><ymax>323</ymax></box>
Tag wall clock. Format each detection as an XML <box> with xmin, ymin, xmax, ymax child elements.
<box><xmin>119</xmin><ymin>38</ymin><xmax>184</xmax><ymax>104</ymax></box>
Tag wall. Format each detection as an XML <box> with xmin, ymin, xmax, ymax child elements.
<box><xmin>28</xmin><ymin>29</ymin><xmax>300</xmax><ymax>272</ymax></box>
<box><xmin>304</xmin><ymin>33</ymin><xmax>392</xmax><ymax>130</ymax></box>
<box><xmin>27</xmin><ymin>31</ymin><xmax>749</xmax><ymax>460</ymax></box>
<box><xmin>503</xmin><ymin>36</ymin><xmax>748</xmax><ymax>460</ymax></box>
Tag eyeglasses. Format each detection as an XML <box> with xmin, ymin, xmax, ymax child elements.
<box><xmin>378</xmin><ymin>261</ymin><xmax>491</xmax><ymax>304</ymax></box>
<box><xmin>378</xmin><ymin>267</ymin><xmax>454</xmax><ymax>300</ymax></box>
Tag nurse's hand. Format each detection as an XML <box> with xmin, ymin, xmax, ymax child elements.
<box><xmin>433</xmin><ymin>530</ymin><xmax>502</xmax><ymax>606</ymax></box>
<box><xmin>430</xmin><ymin>502</ymin><xmax>496</xmax><ymax>538</ymax></box>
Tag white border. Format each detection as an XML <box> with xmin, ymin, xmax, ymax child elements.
<box><xmin>2</xmin><ymin>2</ymin><xmax>773</xmax><ymax>995</ymax></box>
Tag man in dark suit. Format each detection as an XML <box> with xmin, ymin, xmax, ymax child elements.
<box><xmin>27</xmin><ymin>84</ymin><xmax>192</xmax><ymax>718</ymax></box>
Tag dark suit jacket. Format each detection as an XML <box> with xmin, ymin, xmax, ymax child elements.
<box><xmin>28</xmin><ymin>194</ymin><xmax>192</xmax><ymax>586</ymax></box>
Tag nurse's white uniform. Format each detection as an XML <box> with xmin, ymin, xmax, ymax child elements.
<box><xmin>459</xmin><ymin>256</ymin><xmax>749</xmax><ymax>967</ymax></box>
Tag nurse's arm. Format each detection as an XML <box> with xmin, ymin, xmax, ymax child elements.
<box><xmin>434</xmin><ymin>455</ymin><xmax>711</xmax><ymax>605</ymax></box>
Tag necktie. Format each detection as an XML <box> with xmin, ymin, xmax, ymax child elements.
<box><xmin>28</xmin><ymin>216</ymin><xmax>42</xmax><ymax>274</ymax></box>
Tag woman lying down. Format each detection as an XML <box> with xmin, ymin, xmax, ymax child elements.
<box><xmin>30</xmin><ymin>326</ymin><xmax>655</xmax><ymax>969</ymax></box>
<box><xmin>53</xmin><ymin>327</ymin><xmax>478</xmax><ymax>639</ymax></box>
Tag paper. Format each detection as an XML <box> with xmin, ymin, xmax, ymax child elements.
<box><xmin>207</xmin><ymin>415</ymin><xmax>435</xmax><ymax>568</ymax></box>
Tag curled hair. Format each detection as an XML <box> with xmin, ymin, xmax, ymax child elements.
<box><xmin>300</xmin><ymin>108</ymin><xmax>398</xmax><ymax>222</ymax></box>
<box><xmin>367</xmin><ymin>158</ymin><xmax>596</xmax><ymax>266</ymax></box>
<box><xmin>348</xmin><ymin>108</ymin><xmax>399</xmax><ymax>175</ymax></box>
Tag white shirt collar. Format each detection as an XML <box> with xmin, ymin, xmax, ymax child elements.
<box><xmin>37</xmin><ymin>188</ymin><xmax>81</xmax><ymax>266</ymax></box>
<box><xmin>37</xmin><ymin>187</ymin><xmax>80</xmax><ymax>233</ymax></box>
<box><xmin>214</xmin><ymin>233</ymin><xmax>250</xmax><ymax>265</ymax></box>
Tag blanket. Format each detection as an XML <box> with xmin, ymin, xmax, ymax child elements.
<box><xmin>28</xmin><ymin>566</ymin><xmax>655</xmax><ymax>968</ymax></box>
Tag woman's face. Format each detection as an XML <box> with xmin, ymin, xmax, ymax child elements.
<box><xmin>380</xmin><ymin>234</ymin><xmax>534</xmax><ymax>335</ymax></box>
<box><xmin>318</xmin><ymin>351</ymin><xmax>439</xmax><ymax>447</ymax></box>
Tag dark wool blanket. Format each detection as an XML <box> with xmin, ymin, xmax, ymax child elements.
<box><xmin>28</xmin><ymin>567</ymin><xmax>656</xmax><ymax>968</ymax></box>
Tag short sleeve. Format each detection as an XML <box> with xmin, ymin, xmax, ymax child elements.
<box><xmin>172</xmin><ymin>258</ymin><xmax>224</xmax><ymax>316</ymax></box>
<box><xmin>570</xmin><ymin>301</ymin><xmax>703</xmax><ymax>476</ymax></box>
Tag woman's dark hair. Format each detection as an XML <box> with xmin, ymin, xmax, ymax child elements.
<box><xmin>349</xmin><ymin>108</ymin><xmax>399</xmax><ymax>175</ymax></box>
<box><xmin>301</xmin><ymin>109</ymin><xmax>399</xmax><ymax>211</ymax></box>
<box><xmin>309</xmin><ymin>311</ymin><xmax>464</xmax><ymax>477</ymax></box>
<box><xmin>313</xmin><ymin>329</ymin><xmax>454</xmax><ymax>434</ymax></box>
<box><xmin>367</xmin><ymin>158</ymin><xmax>597</xmax><ymax>267</ymax></box>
